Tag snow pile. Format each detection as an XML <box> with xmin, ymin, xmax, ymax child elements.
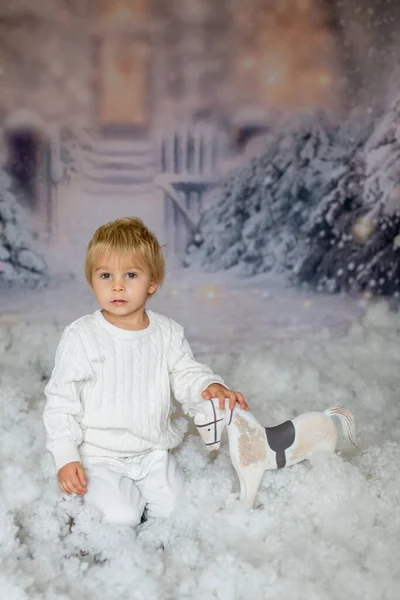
<box><xmin>0</xmin><ymin>168</ymin><xmax>47</xmax><ymax>286</ymax></box>
<box><xmin>186</xmin><ymin>105</ymin><xmax>400</xmax><ymax>296</ymax></box>
<box><xmin>1</xmin><ymin>302</ymin><xmax>400</xmax><ymax>599</ymax></box>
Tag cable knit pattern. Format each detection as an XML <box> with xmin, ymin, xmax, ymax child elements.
<box><xmin>43</xmin><ymin>309</ymin><xmax>224</xmax><ymax>471</ymax></box>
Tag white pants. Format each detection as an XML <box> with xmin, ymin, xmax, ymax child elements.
<box><xmin>81</xmin><ymin>449</ymin><xmax>184</xmax><ymax>527</ymax></box>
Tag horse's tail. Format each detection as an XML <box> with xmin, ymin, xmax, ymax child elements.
<box><xmin>324</xmin><ymin>406</ymin><xmax>357</xmax><ymax>446</ymax></box>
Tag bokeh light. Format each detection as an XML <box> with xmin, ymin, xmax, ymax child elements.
<box><xmin>200</xmin><ymin>283</ymin><xmax>223</xmax><ymax>305</ymax></box>
<box><xmin>352</xmin><ymin>217</ymin><xmax>375</xmax><ymax>243</ymax></box>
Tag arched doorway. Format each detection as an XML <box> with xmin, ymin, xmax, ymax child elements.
<box><xmin>6</xmin><ymin>127</ymin><xmax>40</xmax><ymax>210</ymax></box>
<box><xmin>4</xmin><ymin>111</ymin><xmax>53</xmax><ymax>237</ymax></box>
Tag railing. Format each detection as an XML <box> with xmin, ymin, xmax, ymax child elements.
<box><xmin>154</xmin><ymin>121</ymin><xmax>229</xmax><ymax>257</ymax></box>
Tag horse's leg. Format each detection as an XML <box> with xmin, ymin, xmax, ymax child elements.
<box><xmin>230</xmin><ymin>455</ymin><xmax>254</xmax><ymax>505</ymax></box>
<box><xmin>237</xmin><ymin>469</ymin><xmax>247</xmax><ymax>503</ymax></box>
<box><xmin>234</xmin><ymin>463</ymin><xmax>265</xmax><ymax>509</ymax></box>
<box><xmin>245</xmin><ymin>465</ymin><xmax>265</xmax><ymax>509</ymax></box>
<box><xmin>226</xmin><ymin>412</ymin><xmax>268</xmax><ymax>508</ymax></box>
<box><xmin>229</xmin><ymin>454</ymin><xmax>246</xmax><ymax>502</ymax></box>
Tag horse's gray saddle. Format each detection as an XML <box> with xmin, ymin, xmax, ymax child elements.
<box><xmin>264</xmin><ymin>420</ymin><xmax>296</xmax><ymax>468</ymax></box>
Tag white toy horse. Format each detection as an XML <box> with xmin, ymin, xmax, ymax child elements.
<box><xmin>194</xmin><ymin>399</ymin><xmax>357</xmax><ymax>509</ymax></box>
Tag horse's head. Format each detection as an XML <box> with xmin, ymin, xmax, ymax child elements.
<box><xmin>194</xmin><ymin>398</ymin><xmax>227</xmax><ymax>451</ymax></box>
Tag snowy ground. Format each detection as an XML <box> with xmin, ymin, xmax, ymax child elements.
<box><xmin>1</xmin><ymin>266</ymin><xmax>400</xmax><ymax>599</ymax></box>
<box><xmin>0</xmin><ymin>266</ymin><xmax>368</xmax><ymax>354</ymax></box>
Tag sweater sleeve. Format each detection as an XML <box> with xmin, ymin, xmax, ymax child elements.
<box><xmin>43</xmin><ymin>325</ymin><xmax>92</xmax><ymax>472</ymax></box>
<box><xmin>167</xmin><ymin>320</ymin><xmax>225</xmax><ymax>415</ymax></box>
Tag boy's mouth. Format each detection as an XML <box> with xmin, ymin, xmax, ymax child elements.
<box><xmin>111</xmin><ymin>300</ymin><xmax>127</xmax><ymax>305</ymax></box>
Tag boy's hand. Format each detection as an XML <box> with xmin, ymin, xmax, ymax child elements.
<box><xmin>202</xmin><ymin>383</ymin><xmax>249</xmax><ymax>411</ymax></box>
<box><xmin>58</xmin><ymin>461</ymin><xmax>87</xmax><ymax>495</ymax></box>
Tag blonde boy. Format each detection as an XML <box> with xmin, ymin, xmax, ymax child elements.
<box><xmin>43</xmin><ymin>217</ymin><xmax>247</xmax><ymax>527</ymax></box>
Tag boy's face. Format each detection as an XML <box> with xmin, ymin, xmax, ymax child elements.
<box><xmin>91</xmin><ymin>251</ymin><xmax>158</xmax><ymax>320</ymax></box>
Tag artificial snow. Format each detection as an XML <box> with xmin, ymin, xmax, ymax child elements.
<box><xmin>1</xmin><ymin>299</ymin><xmax>400</xmax><ymax>600</ymax></box>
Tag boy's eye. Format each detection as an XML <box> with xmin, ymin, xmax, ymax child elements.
<box><xmin>100</xmin><ymin>273</ymin><xmax>111</xmax><ymax>279</ymax></box>
<box><xmin>126</xmin><ymin>272</ymin><xmax>137</xmax><ymax>279</ymax></box>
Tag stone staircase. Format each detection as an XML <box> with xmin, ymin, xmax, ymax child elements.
<box><xmin>79</xmin><ymin>128</ymin><xmax>159</xmax><ymax>197</ymax></box>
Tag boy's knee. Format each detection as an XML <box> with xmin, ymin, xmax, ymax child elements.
<box><xmin>146</xmin><ymin>496</ymin><xmax>176</xmax><ymax>519</ymax></box>
<box><xmin>146</xmin><ymin>478</ymin><xmax>184</xmax><ymax>519</ymax></box>
<box><xmin>84</xmin><ymin>490</ymin><xmax>144</xmax><ymax>527</ymax></box>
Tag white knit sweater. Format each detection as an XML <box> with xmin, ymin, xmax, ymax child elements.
<box><xmin>43</xmin><ymin>309</ymin><xmax>224</xmax><ymax>471</ymax></box>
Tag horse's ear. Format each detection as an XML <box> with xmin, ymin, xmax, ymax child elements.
<box><xmin>210</xmin><ymin>397</ymin><xmax>219</xmax><ymax>410</ymax></box>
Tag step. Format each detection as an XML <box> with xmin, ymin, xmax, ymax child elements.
<box><xmin>82</xmin><ymin>156</ymin><xmax>158</xmax><ymax>171</ymax></box>
<box><xmin>83</xmin><ymin>182</ymin><xmax>159</xmax><ymax>197</ymax></box>
<box><xmin>80</xmin><ymin>130</ymin><xmax>156</xmax><ymax>156</ymax></box>
<box><xmin>79</xmin><ymin>129</ymin><xmax>159</xmax><ymax>197</ymax></box>
<box><xmin>84</xmin><ymin>172</ymin><xmax>157</xmax><ymax>186</ymax></box>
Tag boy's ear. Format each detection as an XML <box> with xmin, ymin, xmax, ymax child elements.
<box><xmin>148</xmin><ymin>281</ymin><xmax>159</xmax><ymax>295</ymax></box>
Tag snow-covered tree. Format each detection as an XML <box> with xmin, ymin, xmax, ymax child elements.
<box><xmin>296</xmin><ymin>202</ymin><xmax>400</xmax><ymax>296</ymax></box>
<box><xmin>185</xmin><ymin>112</ymin><xmax>359</xmax><ymax>276</ymax></box>
<box><xmin>362</xmin><ymin>76</ymin><xmax>400</xmax><ymax>216</ymax></box>
<box><xmin>0</xmin><ymin>168</ymin><xmax>47</xmax><ymax>286</ymax></box>
<box><xmin>295</xmin><ymin>102</ymin><xmax>400</xmax><ymax>296</ymax></box>
<box><xmin>182</xmin><ymin>65</ymin><xmax>400</xmax><ymax>297</ymax></box>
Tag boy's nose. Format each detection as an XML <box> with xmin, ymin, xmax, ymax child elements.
<box><xmin>112</xmin><ymin>281</ymin><xmax>124</xmax><ymax>291</ymax></box>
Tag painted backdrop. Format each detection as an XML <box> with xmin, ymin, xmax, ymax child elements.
<box><xmin>0</xmin><ymin>0</ymin><xmax>399</xmax><ymax>287</ymax></box>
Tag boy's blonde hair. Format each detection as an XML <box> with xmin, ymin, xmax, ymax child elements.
<box><xmin>85</xmin><ymin>217</ymin><xmax>165</xmax><ymax>292</ymax></box>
